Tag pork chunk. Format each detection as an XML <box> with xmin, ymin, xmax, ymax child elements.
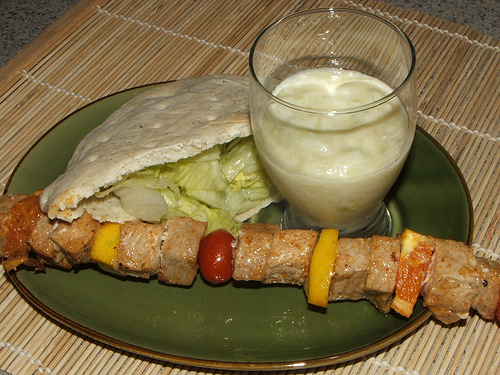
<box><xmin>422</xmin><ymin>239</ymin><xmax>480</xmax><ymax>324</ymax></box>
<box><xmin>365</xmin><ymin>235</ymin><xmax>401</xmax><ymax>313</ymax></box>
<box><xmin>472</xmin><ymin>258</ymin><xmax>500</xmax><ymax>320</ymax></box>
<box><xmin>28</xmin><ymin>215</ymin><xmax>72</xmax><ymax>269</ymax></box>
<box><xmin>0</xmin><ymin>194</ymin><xmax>31</xmax><ymax>267</ymax></box>
<box><xmin>329</xmin><ymin>238</ymin><xmax>370</xmax><ymax>301</ymax></box>
<box><xmin>0</xmin><ymin>194</ymin><xmax>28</xmax><ymax>213</ymax></box>
<box><xmin>158</xmin><ymin>216</ymin><xmax>206</xmax><ymax>286</ymax></box>
<box><xmin>264</xmin><ymin>229</ymin><xmax>318</xmax><ymax>285</ymax></box>
<box><xmin>117</xmin><ymin>222</ymin><xmax>164</xmax><ymax>278</ymax></box>
<box><xmin>233</xmin><ymin>223</ymin><xmax>280</xmax><ymax>281</ymax></box>
<box><xmin>50</xmin><ymin>213</ymin><xmax>99</xmax><ymax>264</ymax></box>
<box><xmin>0</xmin><ymin>194</ymin><xmax>28</xmax><ymax>255</ymax></box>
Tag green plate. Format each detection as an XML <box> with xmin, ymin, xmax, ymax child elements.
<box><xmin>5</xmin><ymin>83</ymin><xmax>473</xmax><ymax>370</ymax></box>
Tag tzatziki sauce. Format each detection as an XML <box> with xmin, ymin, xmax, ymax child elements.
<box><xmin>252</xmin><ymin>68</ymin><xmax>414</xmax><ymax>231</ymax></box>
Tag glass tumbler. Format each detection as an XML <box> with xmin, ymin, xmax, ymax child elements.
<box><xmin>249</xmin><ymin>8</ymin><xmax>416</xmax><ymax>237</ymax></box>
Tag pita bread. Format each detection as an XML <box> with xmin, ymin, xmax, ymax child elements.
<box><xmin>40</xmin><ymin>75</ymin><xmax>279</xmax><ymax>223</ymax></box>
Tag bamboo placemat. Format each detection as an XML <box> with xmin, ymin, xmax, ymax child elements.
<box><xmin>0</xmin><ymin>0</ymin><xmax>498</xmax><ymax>374</ymax></box>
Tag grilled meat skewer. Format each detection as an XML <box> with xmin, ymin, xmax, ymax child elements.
<box><xmin>1</xmin><ymin>193</ymin><xmax>498</xmax><ymax>325</ymax></box>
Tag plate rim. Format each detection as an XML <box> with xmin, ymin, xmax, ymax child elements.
<box><xmin>4</xmin><ymin>82</ymin><xmax>473</xmax><ymax>371</ymax></box>
<box><xmin>7</xmin><ymin>272</ymin><xmax>433</xmax><ymax>370</ymax></box>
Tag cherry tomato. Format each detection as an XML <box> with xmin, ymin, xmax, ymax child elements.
<box><xmin>198</xmin><ymin>229</ymin><xmax>235</xmax><ymax>284</ymax></box>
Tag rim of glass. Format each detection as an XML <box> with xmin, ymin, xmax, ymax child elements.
<box><xmin>249</xmin><ymin>8</ymin><xmax>417</xmax><ymax>115</ymax></box>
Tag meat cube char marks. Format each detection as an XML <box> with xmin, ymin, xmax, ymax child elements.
<box><xmin>472</xmin><ymin>258</ymin><xmax>500</xmax><ymax>320</ymax></box>
<box><xmin>93</xmin><ymin>216</ymin><xmax>206</xmax><ymax>283</ymax></box>
<box><xmin>28</xmin><ymin>211</ymin><xmax>100</xmax><ymax>270</ymax></box>
<box><xmin>323</xmin><ymin>234</ymin><xmax>500</xmax><ymax>322</ymax></box>
<box><xmin>117</xmin><ymin>222</ymin><xmax>165</xmax><ymax>278</ymax></box>
<box><xmin>1</xmin><ymin>193</ymin><xmax>49</xmax><ymax>270</ymax></box>
<box><xmin>365</xmin><ymin>235</ymin><xmax>400</xmax><ymax>313</ymax></box>
<box><xmin>233</xmin><ymin>223</ymin><xmax>280</xmax><ymax>281</ymax></box>
<box><xmin>233</xmin><ymin>227</ymin><xmax>318</xmax><ymax>285</ymax></box>
<box><xmin>327</xmin><ymin>236</ymin><xmax>400</xmax><ymax>314</ymax></box>
<box><xmin>158</xmin><ymin>216</ymin><xmax>207</xmax><ymax>286</ymax></box>
<box><xmin>50</xmin><ymin>213</ymin><xmax>99</xmax><ymax>264</ymax></box>
<box><xmin>29</xmin><ymin>214</ymin><xmax>72</xmax><ymax>269</ymax></box>
<box><xmin>329</xmin><ymin>238</ymin><xmax>370</xmax><ymax>301</ymax></box>
<box><xmin>264</xmin><ymin>229</ymin><xmax>318</xmax><ymax>285</ymax></box>
<box><xmin>0</xmin><ymin>194</ymin><xmax>28</xmax><ymax>257</ymax></box>
<box><xmin>422</xmin><ymin>239</ymin><xmax>480</xmax><ymax>324</ymax></box>
<box><xmin>233</xmin><ymin>230</ymin><xmax>402</xmax><ymax>306</ymax></box>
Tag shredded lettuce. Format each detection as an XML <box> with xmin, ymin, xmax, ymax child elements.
<box><xmin>97</xmin><ymin>136</ymin><xmax>278</xmax><ymax>235</ymax></box>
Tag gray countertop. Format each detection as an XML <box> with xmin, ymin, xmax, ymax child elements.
<box><xmin>0</xmin><ymin>0</ymin><xmax>498</xmax><ymax>67</ymax></box>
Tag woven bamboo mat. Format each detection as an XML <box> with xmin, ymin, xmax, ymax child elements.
<box><xmin>0</xmin><ymin>0</ymin><xmax>498</xmax><ymax>374</ymax></box>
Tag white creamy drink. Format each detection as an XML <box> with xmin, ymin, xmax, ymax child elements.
<box><xmin>251</xmin><ymin>68</ymin><xmax>414</xmax><ymax>232</ymax></box>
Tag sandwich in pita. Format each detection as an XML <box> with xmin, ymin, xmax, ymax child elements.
<box><xmin>39</xmin><ymin>75</ymin><xmax>281</xmax><ymax>234</ymax></box>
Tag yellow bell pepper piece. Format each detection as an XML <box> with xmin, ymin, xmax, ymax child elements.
<box><xmin>307</xmin><ymin>228</ymin><xmax>339</xmax><ymax>308</ymax></box>
<box><xmin>90</xmin><ymin>222</ymin><xmax>121</xmax><ymax>267</ymax></box>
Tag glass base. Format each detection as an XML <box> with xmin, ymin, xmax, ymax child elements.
<box><xmin>282</xmin><ymin>203</ymin><xmax>392</xmax><ymax>238</ymax></box>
